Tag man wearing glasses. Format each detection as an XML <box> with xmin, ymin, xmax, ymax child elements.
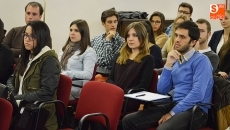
<box><xmin>2</xmin><ymin>2</ymin><xmax>44</xmax><ymax>64</ymax></box>
<box><xmin>166</xmin><ymin>2</ymin><xmax>193</xmax><ymax>37</ymax></box>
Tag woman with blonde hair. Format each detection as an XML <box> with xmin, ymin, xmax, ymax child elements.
<box><xmin>107</xmin><ymin>22</ymin><xmax>154</xmax><ymax>92</ymax></box>
<box><xmin>161</xmin><ymin>15</ymin><xmax>189</xmax><ymax>58</ymax></box>
<box><xmin>107</xmin><ymin>22</ymin><xmax>154</xmax><ymax>111</ymax></box>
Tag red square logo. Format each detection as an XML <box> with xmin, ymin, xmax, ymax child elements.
<box><xmin>210</xmin><ymin>4</ymin><xmax>225</xmax><ymax>19</ymax></box>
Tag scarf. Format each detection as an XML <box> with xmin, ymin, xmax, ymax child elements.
<box><xmin>61</xmin><ymin>41</ymin><xmax>80</xmax><ymax>69</ymax></box>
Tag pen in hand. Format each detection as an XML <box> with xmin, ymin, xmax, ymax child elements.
<box><xmin>136</xmin><ymin>94</ymin><xmax>146</xmax><ymax>97</ymax></box>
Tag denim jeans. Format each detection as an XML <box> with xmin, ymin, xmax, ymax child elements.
<box><xmin>122</xmin><ymin>103</ymin><xmax>208</xmax><ymax>130</ymax></box>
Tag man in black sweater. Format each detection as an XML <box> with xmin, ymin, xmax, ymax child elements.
<box><xmin>195</xmin><ymin>18</ymin><xmax>219</xmax><ymax>72</ymax></box>
<box><xmin>0</xmin><ymin>19</ymin><xmax>15</xmax><ymax>85</ymax></box>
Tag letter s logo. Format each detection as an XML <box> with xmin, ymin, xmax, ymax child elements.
<box><xmin>210</xmin><ymin>4</ymin><xmax>218</xmax><ymax>14</ymax></box>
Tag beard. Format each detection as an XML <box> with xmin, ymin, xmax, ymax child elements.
<box><xmin>177</xmin><ymin>43</ymin><xmax>190</xmax><ymax>54</ymax></box>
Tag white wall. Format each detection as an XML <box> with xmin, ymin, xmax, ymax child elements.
<box><xmin>0</xmin><ymin>0</ymin><xmax>225</xmax><ymax>52</ymax></box>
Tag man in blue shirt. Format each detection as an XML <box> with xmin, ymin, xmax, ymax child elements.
<box><xmin>166</xmin><ymin>2</ymin><xmax>193</xmax><ymax>37</ymax></box>
<box><xmin>122</xmin><ymin>21</ymin><xmax>213</xmax><ymax>130</ymax></box>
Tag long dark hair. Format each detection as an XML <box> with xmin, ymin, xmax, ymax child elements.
<box><xmin>140</xmin><ymin>20</ymin><xmax>156</xmax><ymax>44</ymax></box>
<box><xmin>17</xmin><ymin>20</ymin><xmax>51</xmax><ymax>75</ymax></box>
<box><xmin>62</xmin><ymin>19</ymin><xmax>91</xmax><ymax>56</ymax></box>
<box><xmin>149</xmin><ymin>11</ymin><xmax>165</xmax><ymax>35</ymax></box>
<box><xmin>219</xmin><ymin>38</ymin><xmax>230</xmax><ymax>68</ymax></box>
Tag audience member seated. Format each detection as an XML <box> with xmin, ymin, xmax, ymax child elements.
<box><xmin>0</xmin><ymin>19</ymin><xmax>15</xmax><ymax>85</ymax></box>
<box><xmin>165</xmin><ymin>2</ymin><xmax>193</xmax><ymax>37</ymax></box>
<box><xmin>91</xmin><ymin>8</ymin><xmax>124</xmax><ymax>81</ymax></box>
<box><xmin>2</xmin><ymin>2</ymin><xmax>50</xmax><ymax>64</ymax></box>
<box><xmin>58</xmin><ymin>19</ymin><xmax>97</xmax><ymax>99</ymax></box>
<box><xmin>162</xmin><ymin>15</ymin><xmax>189</xmax><ymax>58</ymax></box>
<box><xmin>140</xmin><ymin>20</ymin><xmax>162</xmax><ymax>68</ymax></box>
<box><xmin>195</xmin><ymin>18</ymin><xmax>219</xmax><ymax>72</ymax></box>
<box><xmin>209</xmin><ymin>10</ymin><xmax>230</xmax><ymax>54</ymax></box>
<box><xmin>122</xmin><ymin>21</ymin><xmax>213</xmax><ymax>130</ymax></box>
<box><xmin>107</xmin><ymin>22</ymin><xmax>154</xmax><ymax>111</ymax></box>
<box><xmin>216</xmin><ymin>38</ymin><xmax>230</xmax><ymax>80</ymax></box>
<box><xmin>149</xmin><ymin>11</ymin><xmax>168</xmax><ymax>48</ymax></box>
<box><xmin>7</xmin><ymin>21</ymin><xmax>60</xmax><ymax>130</ymax></box>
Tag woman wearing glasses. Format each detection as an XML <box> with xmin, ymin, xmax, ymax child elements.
<box><xmin>8</xmin><ymin>21</ymin><xmax>60</xmax><ymax>129</ymax></box>
<box><xmin>149</xmin><ymin>11</ymin><xmax>168</xmax><ymax>48</ymax></box>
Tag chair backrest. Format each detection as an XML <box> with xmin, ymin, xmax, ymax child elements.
<box><xmin>75</xmin><ymin>81</ymin><xmax>124</xmax><ymax>130</ymax></box>
<box><xmin>90</xmin><ymin>64</ymin><xmax>97</xmax><ymax>81</ymax></box>
<box><xmin>57</xmin><ymin>74</ymin><xmax>72</xmax><ymax>114</ymax></box>
<box><xmin>0</xmin><ymin>98</ymin><xmax>13</xmax><ymax>130</ymax></box>
<box><xmin>148</xmin><ymin>70</ymin><xmax>158</xmax><ymax>93</ymax></box>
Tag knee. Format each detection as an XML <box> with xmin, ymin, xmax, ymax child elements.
<box><xmin>157</xmin><ymin>124</ymin><xmax>171</xmax><ymax>130</ymax></box>
<box><xmin>122</xmin><ymin>114</ymin><xmax>135</xmax><ymax>129</ymax></box>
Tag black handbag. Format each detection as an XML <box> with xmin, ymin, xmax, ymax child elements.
<box><xmin>15</xmin><ymin>100</ymin><xmax>49</xmax><ymax>130</ymax></box>
<box><xmin>0</xmin><ymin>83</ymin><xmax>19</xmax><ymax>115</ymax></box>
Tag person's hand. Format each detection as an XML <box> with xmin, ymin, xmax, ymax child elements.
<box><xmin>165</xmin><ymin>50</ymin><xmax>181</xmax><ymax>67</ymax></box>
<box><xmin>218</xmin><ymin>71</ymin><xmax>228</xmax><ymax>79</ymax></box>
<box><xmin>158</xmin><ymin>113</ymin><xmax>172</xmax><ymax>125</ymax></box>
<box><xmin>106</xmin><ymin>30</ymin><xmax>116</xmax><ymax>41</ymax></box>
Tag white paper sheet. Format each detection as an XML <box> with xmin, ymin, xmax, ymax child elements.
<box><xmin>124</xmin><ymin>91</ymin><xmax>170</xmax><ymax>101</ymax></box>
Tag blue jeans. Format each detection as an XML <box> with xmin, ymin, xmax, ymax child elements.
<box><xmin>122</xmin><ymin>103</ymin><xmax>208</xmax><ymax>130</ymax></box>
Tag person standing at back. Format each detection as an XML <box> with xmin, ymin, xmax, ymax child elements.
<box><xmin>2</xmin><ymin>2</ymin><xmax>48</xmax><ymax>64</ymax></box>
<box><xmin>165</xmin><ymin>2</ymin><xmax>193</xmax><ymax>37</ymax></box>
<box><xmin>91</xmin><ymin>8</ymin><xmax>125</xmax><ymax>81</ymax></box>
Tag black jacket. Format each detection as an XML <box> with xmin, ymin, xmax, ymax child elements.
<box><xmin>0</xmin><ymin>44</ymin><xmax>15</xmax><ymax>84</ymax></box>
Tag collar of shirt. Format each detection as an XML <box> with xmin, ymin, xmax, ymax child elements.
<box><xmin>179</xmin><ymin>48</ymin><xmax>195</xmax><ymax>64</ymax></box>
<box><xmin>198</xmin><ymin>47</ymin><xmax>211</xmax><ymax>53</ymax></box>
<box><xmin>102</xmin><ymin>32</ymin><xmax>119</xmax><ymax>39</ymax></box>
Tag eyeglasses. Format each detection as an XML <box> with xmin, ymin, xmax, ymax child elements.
<box><xmin>150</xmin><ymin>20</ymin><xmax>161</xmax><ymax>25</ymax></box>
<box><xmin>22</xmin><ymin>33</ymin><xmax>36</xmax><ymax>41</ymax></box>
<box><xmin>178</xmin><ymin>10</ymin><xmax>190</xmax><ymax>15</ymax></box>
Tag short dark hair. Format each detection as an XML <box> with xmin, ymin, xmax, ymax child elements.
<box><xmin>140</xmin><ymin>20</ymin><xmax>156</xmax><ymax>44</ymax></box>
<box><xmin>196</xmin><ymin>18</ymin><xmax>211</xmax><ymax>33</ymax></box>
<box><xmin>25</xmin><ymin>2</ymin><xmax>43</xmax><ymax>15</ymax></box>
<box><xmin>101</xmin><ymin>8</ymin><xmax>119</xmax><ymax>23</ymax></box>
<box><xmin>149</xmin><ymin>11</ymin><xmax>165</xmax><ymax>35</ymax></box>
<box><xmin>176</xmin><ymin>21</ymin><xmax>200</xmax><ymax>41</ymax></box>
<box><xmin>178</xmin><ymin>2</ymin><xmax>193</xmax><ymax>14</ymax></box>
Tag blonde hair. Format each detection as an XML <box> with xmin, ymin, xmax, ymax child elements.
<box><xmin>166</xmin><ymin>15</ymin><xmax>190</xmax><ymax>52</ymax></box>
<box><xmin>117</xmin><ymin>22</ymin><xmax>149</xmax><ymax>64</ymax></box>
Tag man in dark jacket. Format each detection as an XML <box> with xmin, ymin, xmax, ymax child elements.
<box><xmin>0</xmin><ymin>19</ymin><xmax>15</xmax><ymax>85</ymax></box>
<box><xmin>2</xmin><ymin>2</ymin><xmax>45</xmax><ymax>64</ymax></box>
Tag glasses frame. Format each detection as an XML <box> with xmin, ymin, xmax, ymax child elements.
<box><xmin>178</xmin><ymin>10</ymin><xmax>190</xmax><ymax>15</ymax></box>
<box><xmin>22</xmin><ymin>33</ymin><xmax>36</xmax><ymax>41</ymax></box>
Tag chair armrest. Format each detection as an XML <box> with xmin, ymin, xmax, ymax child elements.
<box><xmin>190</xmin><ymin>103</ymin><xmax>215</xmax><ymax>130</ymax></box>
<box><xmin>37</xmin><ymin>100</ymin><xmax>68</xmax><ymax>128</ymax></box>
<box><xmin>77</xmin><ymin>112</ymin><xmax>110</xmax><ymax>130</ymax></box>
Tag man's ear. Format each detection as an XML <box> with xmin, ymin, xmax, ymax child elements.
<box><xmin>102</xmin><ymin>22</ymin><xmax>106</xmax><ymax>27</ymax></box>
<box><xmin>208</xmin><ymin>31</ymin><xmax>211</xmax><ymax>38</ymax></box>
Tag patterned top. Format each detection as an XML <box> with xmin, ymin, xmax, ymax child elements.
<box><xmin>91</xmin><ymin>32</ymin><xmax>124</xmax><ymax>74</ymax></box>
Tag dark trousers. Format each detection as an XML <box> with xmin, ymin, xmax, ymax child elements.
<box><xmin>122</xmin><ymin>103</ymin><xmax>208</xmax><ymax>130</ymax></box>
